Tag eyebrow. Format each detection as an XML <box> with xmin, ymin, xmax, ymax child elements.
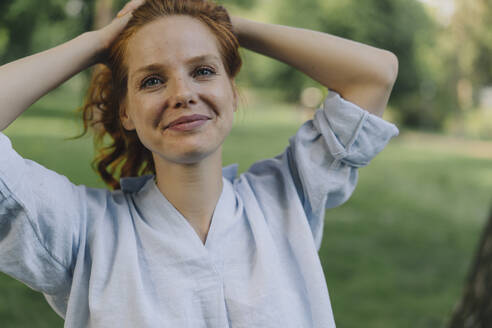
<box><xmin>132</xmin><ymin>54</ymin><xmax>221</xmax><ymax>77</ymax></box>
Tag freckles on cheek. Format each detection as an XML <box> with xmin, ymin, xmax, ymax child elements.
<box><xmin>132</xmin><ymin>98</ymin><xmax>163</xmax><ymax>129</ymax></box>
<box><xmin>206</xmin><ymin>88</ymin><xmax>235</xmax><ymax>115</ymax></box>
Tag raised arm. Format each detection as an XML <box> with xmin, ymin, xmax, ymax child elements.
<box><xmin>0</xmin><ymin>0</ymin><xmax>143</xmax><ymax>131</ymax></box>
<box><xmin>231</xmin><ymin>16</ymin><xmax>398</xmax><ymax>117</ymax></box>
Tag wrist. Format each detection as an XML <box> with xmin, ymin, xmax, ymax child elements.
<box><xmin>230</xmin><ymin>16</ymin><xmax>263</xmax><ymax>50</ymax></box>
<box><xmin>230</xmin><ymin>16</ymin><xmax>246</xmax><ymax>41</ymax></box>
<box><xmin>82</xmin><ymin>31</ymin><xmax>110</xmax><ymax>65</ymax></box>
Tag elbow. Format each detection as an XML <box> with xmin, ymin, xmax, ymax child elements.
<box><xmin>347</xmin><ymin>50</ymin><xmax>399</xmax><ymax>94</ymax></box>
<box><xmin>380</xmin><ymin>50</ymin><xmax>399</xmax><ymax>90</ymax></box>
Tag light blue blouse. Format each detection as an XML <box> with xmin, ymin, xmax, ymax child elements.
<box><xmin>0</xmin><ymin>92</ymin><xmax>398</xmax><ymax>327</ymax></box>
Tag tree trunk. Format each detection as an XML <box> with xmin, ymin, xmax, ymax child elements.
<box><xmin>94</xmin><ymin>0</ymin><xmax>114</xmax><ymax>29</ymax></box>
<box><xmin>448</xmin><ymin>207</ymin><xmax>492</xmax><ymax>327</ymax></box>
<box><xmin>89</xmin><ymin>0</ymin><xmax>114</xmax><ymax>132</ymax></box>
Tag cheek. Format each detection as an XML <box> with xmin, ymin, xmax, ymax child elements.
<box><xmin>216</xmin><ymin>105</ymin><xmax>234</xmax><ymax>141</ymax></box>
<box><xmin>211</xmin><ymin>93</ymin><xmax>235</xmax><ymax>132</ymax></box>
<box><xmin>129</xmin><ymin>96</ymin><xmax>164</xmax><ymax>130</ymax></box>
<box><xmin>218</xmin><ymin>86</ymin><xmax>236</xmax><ymax>134</ymax></box>
<box><xmin>206</xmin><ymin>81</ymin><xmax>236</xmax><ymax>114</ymax></box>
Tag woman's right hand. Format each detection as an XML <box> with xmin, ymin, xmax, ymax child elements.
<box><xmin>0</xmin><ymin>0</ymin><xmax>145</xmax><ymax>131</ymax></box>
<box><xmin>94</xmin><ymin>0</ymin><xmax>145</xmax><ymax>62</ymax></box>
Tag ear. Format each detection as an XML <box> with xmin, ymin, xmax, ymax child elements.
<box><xmin>120</xmin><ymin>102</ymin><xmax>135</xmax><ymax>131</ymax></box>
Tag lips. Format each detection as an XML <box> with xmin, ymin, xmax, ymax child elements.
<box><xmin>165</xmin><ymin>114</ymin><xmax>211</xmax><ymax>129</ymax></box>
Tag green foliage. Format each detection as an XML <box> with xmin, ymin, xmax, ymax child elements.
<box><xmin>112</xmin><ymin>0</ymin><xmax>258</xmax><ymax>12</ymax></box>
<box><xmin>0</xmin><ymin>0</ymin><xmax>95</xmax><ymax>64</ymax></box>
<box><xmin>448</xmin><ymin>0</ymin><xmax>492</xmax><ymax>94</ymax></box>
<box><xmin>271</xmin><ymin>0</ymin><xmax>439</xmax><ymax>127</ymax></box>
<box><xmin>229</xmin><ymin>0</ymin><xmax>447</xmax><ymax>128</ymax></box>
<box><xmin>218</xmin><ymin>0</ymin><xmax>258</xmax><ymax>10</ymax></box>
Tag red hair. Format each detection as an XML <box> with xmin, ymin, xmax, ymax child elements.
<box><xmin>80</xmin><ymin>0</ymin><xmax>242</xmax><ymax>189</ymax></box>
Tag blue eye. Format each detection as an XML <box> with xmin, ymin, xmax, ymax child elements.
<box><xmin>195</xmin><ymin>67</ymin><xmax>216</xmax><ymax>77</ymax></box>
<box><xmin>142</xmin><ymin>77</ymin><xmax>162</xmax><ymax>88</ymax></box>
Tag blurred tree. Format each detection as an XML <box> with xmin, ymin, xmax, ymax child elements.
<box><xmin>235</xmin><ymin>0</ymin><xmax>442</xmax><ymax>128</ymax></box>
<box><xmin>445</xmin><ymin>2</ymin><xmax>492</xmax><ymax>310</ymax></box>
<box><xmin>113</xmin><ymin>0</ymin><xmax>258</xmax><ymax>11</ymax></box>
<box><xmin>0</xmin><ymin>0</ymin><xmax>96</xmax><ymax>64</ymax></box>
<box><xmin>95</xmin><ymin>0</ymin><xmax>114</xmax><ymax>29</ymax></box>
<box><xmin>446</xmin><ymin>0</ymin><xmax>492</xmax><ymax>110</ymax></box>
<box><xmin>448</xmin><ymin>208</ymin><xmax>492</xmax><ymax>328</ymax></box>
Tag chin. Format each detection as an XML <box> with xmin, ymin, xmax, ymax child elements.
<box><xmin>148</xmin><ymin>129</ymin><xmax>228</xmax><ymax>166</ymax></box>
<box><xmin>159</xmin><ymin>144</ymin><xmax>222</xmax><ymax>165</ymax></box>
<box><xmin>176</xmin><ymin>152</ymin><xmax>211</xmax><ymax>165</ymax></box>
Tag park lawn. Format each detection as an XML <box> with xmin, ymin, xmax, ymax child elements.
<box><xmin>1</xmin><ymin>94</ymin><xmax>492</xmax><ymax>328</ymax></box>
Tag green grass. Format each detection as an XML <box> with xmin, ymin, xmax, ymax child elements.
<box><xmin>1</xmin><ymin>91</ymin><xmax>492</xmax><ymax>327</ymax></box>
<box><xmin>321</xmin><ymin>145</ymin><xmax>492</xmax><ymax>328</ymax></box>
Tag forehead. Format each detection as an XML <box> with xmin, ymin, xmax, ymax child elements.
<box><xmin>126</xmin><ymin>15</ymin><xmax>222</xmax><ymax>72</ymax></box>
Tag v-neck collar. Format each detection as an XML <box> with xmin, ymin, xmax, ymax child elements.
<box><xmin>130</xmin><ymin>171</ymin><xmax>237</xmax><ymax>251</ymax></box>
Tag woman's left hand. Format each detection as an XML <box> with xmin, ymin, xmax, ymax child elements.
<box><xmin>116</xmin><ymin>0</ymin><xmax>146</xmax><ymax>18</ymax></box>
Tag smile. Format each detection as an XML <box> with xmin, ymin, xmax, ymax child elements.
<box><xmin>167</xmin><ymin>118</ymin><xmax>210</xmax><ymax>132</ymax></box>
<box><xmin>164</xmin><ymin>113</ymin><xmax>211</xmax><ymax>130</ymax></box>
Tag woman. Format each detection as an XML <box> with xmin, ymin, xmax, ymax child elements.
<box><xmin>0</xmin><ymin>0</ymin><xmax>399</xmax><ymax>326</ymax></box>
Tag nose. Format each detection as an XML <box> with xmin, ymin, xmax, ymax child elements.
<box><xmin>168</xmin><ymin>76</ymin><xmax>197</xmax><ymax>109</ymax></box>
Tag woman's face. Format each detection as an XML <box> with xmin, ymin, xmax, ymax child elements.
<box><xmin>121</xmin><ymin>15</ymin><xmax>237</xmax><ymax>165</ymax></box>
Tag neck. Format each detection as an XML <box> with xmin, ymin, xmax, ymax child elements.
<box><xmin>153</xmin><ymin>148</ymin><xmax>224</xmax><ymax>243</ymax></box>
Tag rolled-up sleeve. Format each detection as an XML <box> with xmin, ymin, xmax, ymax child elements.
<box><xmin>289</xmin><ymin>91</ymin><xmax>399</xmax><ymax>247</ymax></box>
<box><xmin>0</xmin><ymin>132</ymin><xmax>85</xmax><ymax>294</ymax></box>
<box><xmin>313</xmin><ymin>92</ymin><xmax>399</xmax><ymax>168</ymax></box>
<box><xmin>245</xmin><ymin>91</ymin><xmax>399</xmax><ymax>250</ymax></box>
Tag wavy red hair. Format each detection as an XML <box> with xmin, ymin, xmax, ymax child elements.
<box><xmin>80</xmin><ymin>0</ymin><xmax>242</xmax><ymax>189</ymax></box>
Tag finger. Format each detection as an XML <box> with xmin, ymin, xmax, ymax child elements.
<box><xmin>116</xmin><ymin>9</ymin><xmax>131</xmax><ymax>19</ymax></box>
<box><xmin>117</xmin><ymin>0</ymin><xmax>145</xmax><ymax>18</ymax></box>
<box><xmin>116</xmin><ymin>2</ymin><xmax>132</xmax><ymax>18</ymax></box>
